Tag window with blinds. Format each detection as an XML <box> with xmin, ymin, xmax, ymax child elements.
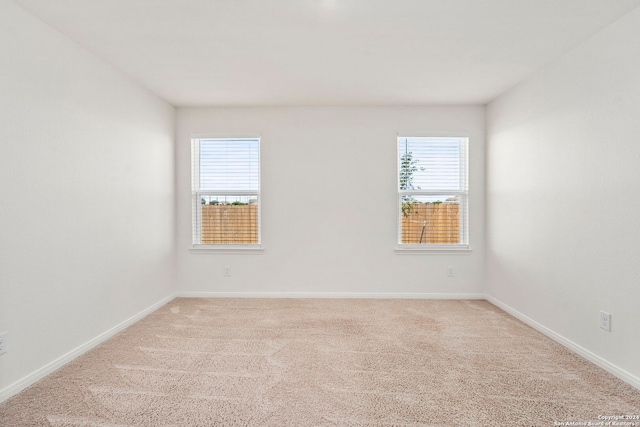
<box><xmin>397</xmin><ymin>136</ymin><xmax>468</xmax><ymax>247</ymax></box>
<box><xmin>192</xmin><ymin>137</ymin><xmax>260</xmax><ymax>247</ymax></box>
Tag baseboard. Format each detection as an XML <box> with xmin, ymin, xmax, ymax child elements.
<box><xmin>175</xmin><ymin>291</ymin><xmax>486</xmax><ymax>299</ymax></box>
<box><xmin>0</xmin><ymin>293</ymin><xmax>176</xmax><ymax>404</ymax></box>
<box><xmin>486</xmin><ymin>295</ymin><xmax>640</xmax><ymax>391</ymax></box>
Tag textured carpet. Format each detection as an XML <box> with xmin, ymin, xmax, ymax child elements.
<box><xmin>1</xmin><ymin>298</ymin><xmax>639</xmax><ymax>426</ymax></box>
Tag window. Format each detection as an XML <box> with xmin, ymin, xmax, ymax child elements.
<box><xmin>191</xmin><ymin>137</ymin><xmax>260</xmax><ymax>248</ymax></box>
<box><xmin>397</xmin><ymin>136</ymin><xmax>468</xmax><ymax>249</ymax></box>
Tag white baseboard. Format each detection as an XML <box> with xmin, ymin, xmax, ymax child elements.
<box><xmin>175</xmin><ymin>291</ymin><xmax>486</xmax><ymax>300</ymax></box>
<box><xmin>486</xmin><ymin>295</ymin><xmax>640</xmax><ymax>391</ymax></box>
<box><xmin>0</xmin><ymin>293</ymin><xmax>176</xmax><ymax>404</ymax></box>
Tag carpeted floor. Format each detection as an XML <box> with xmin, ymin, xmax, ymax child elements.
<box><xmin>1</xmin><ymin>298</ymin><xmax>639</xmax><ymax>426</ymax></box>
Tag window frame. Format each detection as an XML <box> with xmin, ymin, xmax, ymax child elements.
<box><xmin>190</xmin><ymin>136</ymin><xmax>263</xmax><ymax>254</ymax></box>
<box><xmin>396</xmin><ymin>135</ymin><xmax>470</xmax><ymax>253</ymax></box>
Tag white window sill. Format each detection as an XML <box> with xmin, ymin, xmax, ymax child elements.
<box><xmin>189</xmin><ymin>245</ymin><xmax>264</xmax><ymax>255</ymax></box>
<box><xmin>395</xmin><ymin>245</ymin><xmax>471</xmax><ymax>255</ymax></box>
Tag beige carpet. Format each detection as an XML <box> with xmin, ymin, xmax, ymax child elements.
<box><xmin>1</xmin><ymin>298</ymin><xmax>639</xmax><ymax>426</ymax></box>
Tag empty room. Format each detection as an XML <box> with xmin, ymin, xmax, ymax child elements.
<box><xmin>1</xmin><ymin>0</ymin><xmax>639</xmax><ymax>425</ymax></box>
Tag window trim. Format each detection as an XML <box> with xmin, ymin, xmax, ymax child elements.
<box><xmin>396</xmin><ymin>134</ymin><xmax>470</xmax><ymax>252</ymax></box>
<box><xmin>190</xmin><ymin>136</ymin><xmax>262</xmax><ymax>252</ymax></box>
<box><xmin>189</xmin><ymin>245</ymin><xmax>264</xmax><ymax>254</ymax></box>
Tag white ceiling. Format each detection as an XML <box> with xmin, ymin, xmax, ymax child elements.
<box><xmin>12</xmin><ymin>0</ymin><xmax>640</xmax><ymax>107</ymax></box>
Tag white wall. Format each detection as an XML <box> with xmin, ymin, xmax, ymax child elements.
<box><xmin>486</xmin><ymin>8</ymin><xmax>640</xmax><ymax>383</ymax></box>
<box><xmin>176</xmin><ymin>106</ymin><xmax>485</xmax><ymax>296</ymax></box>
<box><xmin>0</xmin><ymin>1</ymin><xmax>175</xmax><ymax>396</ymax></box>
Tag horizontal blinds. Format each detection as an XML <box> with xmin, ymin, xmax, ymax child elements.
<box><xmin>398</xmin><ymin>137</ymin><xmax>467</xmax><ymax>192</ymax></box>
<box><xmin>192</xmin><ymin>138</ymin><xmax>260</xmax><ymax>245</ymax></box>
<box><xmin>398</xmin><ymin>137</ymin><xmax>468</xmax><ymax>245</ymax></box>
<box><xmin>198</xmin><ymin>138</ymin><xmax>259</xmax><ymax>192</ymax></box>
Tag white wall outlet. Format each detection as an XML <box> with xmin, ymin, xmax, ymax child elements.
<box><xmin>599</xmin><ymin>311</ymin><xmax>611</xmax><ymax>332</ymax></box>
<box><xmin>447</xmin><ymin>266</ymin><xmax>454</xmax><ymax>277</ymax></box>
<box><xmin>0</xmin><ymin>332</ymin><xmax>7</xmax><ymax>355</ymax></box>
<box><xmin>224</xmin><ymin>266</ymin><xmax>231</xmax><ymax>277</ymax></box>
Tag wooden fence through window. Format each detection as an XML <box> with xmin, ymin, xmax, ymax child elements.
<box><xmin>401</xmin><ymin>203</ymin><xmax>460</xmax><ymax>244</ymax></box>
<box><xmin>201</xmin><ymin>202</ymin><xmax>459</xmax><ymax>245</ymax></box>
<box><xmin>201</xmin><ymin>204</ymin><xmax>258</xmax><ymax>244</ymax></box>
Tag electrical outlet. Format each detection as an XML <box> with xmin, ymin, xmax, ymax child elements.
<box><xmin>224</xmin><ymin>266</ymin><xmax>231</xmax><ymax>277</ymax></box>
<box><xmin>599</xmin><ymin>311</ymin><xmax>611</xmax><ymax>332</ymax></box>
<box><xmin>447</xmin><ymin>266</ymin><xmax>454</xmax><ymax>277</ymax></box>
<box><xmin>0</xmin><ymin>332</ymin><xmax>7</xmax><ymax>355</ymax></box>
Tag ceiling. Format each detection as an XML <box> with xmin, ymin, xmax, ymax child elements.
<box><xmin>12</xmin><ymin>0</ymin><xmax>640</xmax><ymax>107</ymax></box>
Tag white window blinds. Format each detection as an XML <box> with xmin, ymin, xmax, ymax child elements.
<box><xmin>192</xmin><ymin>138</ymin><xmax>260</xmax><ymax>246</ymax></box>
